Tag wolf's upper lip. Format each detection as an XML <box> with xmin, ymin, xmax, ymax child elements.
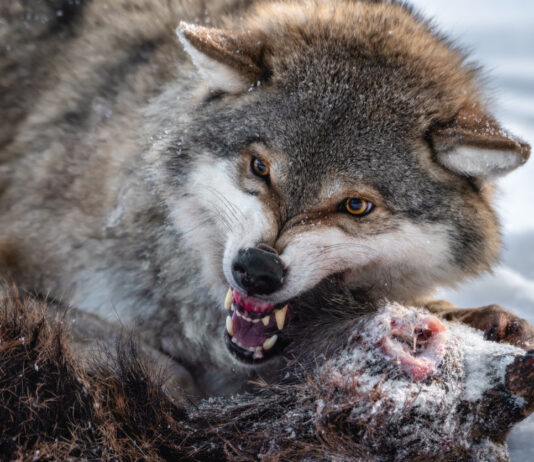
<box><xmin>231</xmin><ymin>288</ymin><xmax>278</xmax><ymax>314</ymax></box>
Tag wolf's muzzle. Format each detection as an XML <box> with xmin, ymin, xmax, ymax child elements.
<box><xmin>232</xmin><ymin>247</ymin><xmax>286</xmax><ymax>296</ymax></box>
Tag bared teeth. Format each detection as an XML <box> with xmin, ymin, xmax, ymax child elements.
<box><xmin>262</xmin><ymin>315</ymin><xmax>270</xmax><ymax>326</ymax></box>
<box><xmin>231</xmin><ymin>336</ymin><xmax>261</xmax><ymax>353</ymax></box>
<box><xmin>275</xmin><ymin>305</ymin><xmax>288</xmax><ymax>330</ymax></box>
<box><xmin>224</xmin><ymin>288</ymin><xmax>233</xmax><ymax>309</ymax></box>
<box><xmin>232</xmin><ymin>306</ymin><xmax>261</xmax><ymax>323</ymax></box>
<box><xmin>263</xmin><ymin>334</ymin><xmax>278</xmax><ymax>351</ymax></box>
<box><xmin>226</xmin><ymin>316</ymin><xmax>233</xmax><ymax>336</ymax></box>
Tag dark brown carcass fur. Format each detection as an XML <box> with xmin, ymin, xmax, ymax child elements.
<box><xmin>2</xmin><ymin>286</ymin><xmax>534</xmax><ymax>462</ymax></box>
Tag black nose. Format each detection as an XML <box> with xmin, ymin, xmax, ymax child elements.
<box><xmin>232</xmin><ymin>247</ymin><xmax>285</xmax><ymax>296</ymax></box>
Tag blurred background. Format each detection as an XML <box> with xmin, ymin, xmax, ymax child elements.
<box><xmin>409</xmin><ymin>0</ymin><xmax>534</xmax><ymax>458</ymax></box>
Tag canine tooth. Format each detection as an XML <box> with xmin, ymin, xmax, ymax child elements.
<box><xmin>224</xmin><ymin>289</ymin><xmax>233</xmax><ymax>309</ymax></box>
<box><xmin>262</xmin><ymin>316</ymin><xmax>270</xmax><ymax>326</ymax></box>
<box><xmin>226</xmin><ymin>316</ymin><xmax>233</xmax><ymax>336</ymax></box>
<box><xmin>263</xmin><ymin>334</ymin><xmax>278</xmax><ymax>351</ymax></box>
<box><xmin>275</xmin><ymin>305</ymin><xmax>288</xmax><ymax>330</ymax></box>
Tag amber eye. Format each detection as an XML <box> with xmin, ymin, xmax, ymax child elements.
<box><xmin>251</xmin><ymin>156</ymin><xmax>270</xmax><ymax>178</ymax></box>
<box><xmin>344</xmin><ymin>198</ymin><xmax>374</xmax><ymax>216</ymax></box>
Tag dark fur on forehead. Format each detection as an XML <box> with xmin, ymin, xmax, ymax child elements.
<box><xmin>244</xmin><ymin>0</ymin><xmax>480</xmax><ymax>131</ymax></box>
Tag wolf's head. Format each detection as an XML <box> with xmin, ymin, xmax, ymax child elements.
<box><xmin>145</xmin><ymin>1</ymin><xmax>530</xmax><ymax>365</ymax></box>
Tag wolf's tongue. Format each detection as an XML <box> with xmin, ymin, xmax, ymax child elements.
<box><xmin>231</xmin><ymin>311</ymin><xmax>277</xmax><ymax>348</ymax></box>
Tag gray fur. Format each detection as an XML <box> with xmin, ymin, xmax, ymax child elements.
<box><xmin>0</xmin><ymin>0</ymin><xmax>529</xmax><ymax>395</ymax></box>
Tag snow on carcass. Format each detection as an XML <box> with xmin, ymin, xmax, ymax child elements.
<box><xmin>319</xmin><ymin>304</ymin><xmax>527</xmax><ymax>460</ymax></box>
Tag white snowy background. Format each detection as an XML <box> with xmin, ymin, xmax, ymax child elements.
<box><xmin>408</xmin><ymin>0</ymin><xmax>534</xmax><ymax>458</ymax></box>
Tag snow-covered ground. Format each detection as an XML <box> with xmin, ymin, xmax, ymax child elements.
<box><xmin>408</xmin><ymin>1</ymin><xmax>534</xmax><ymax>458</ymax></box>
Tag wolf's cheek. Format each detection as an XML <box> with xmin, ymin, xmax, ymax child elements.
<box><xmin>275</xmin><ymin>227</ymin><xmax>378</xmax><ymax>302</ymax></box>
<box><xmin>347</xmin><ymin>222</ymin><xmax>458</xmax><ymax>301</ymax></box>
<box><xmin>276</xmin><ymin>222</ymin><xmax>458</xmax><ymax>303</ymax></box>
<box><xmin>187</xmin><ymin>162</ymin><xmax>279</xmax><ymax>292</ymax></box>
<box><xmin>221</xmin><ymin>200</ymin><xmax>279</xmax><ymax>291</ymax></box>
<box><xmin>167</xmin><ymin>154</ymin><xmax>278</xmax><ymax>291</ymax></box>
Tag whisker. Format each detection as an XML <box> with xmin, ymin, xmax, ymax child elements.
<box><xmin>205</xmin><ymin>185</ymin><xmax>243</xmax><ymax>226</ymax></box>
<box><xmin>201</xmin><ymin>186</ymin><xmax>238</xmax><ymax>231</ymax></box>
<box><xmin>179</xmin><ymin>216</ymin><xmax>217</xmax><ymax>236</ymax></box>
<box><xmin>211</xmin><ymin>208</ymin><xmax>233</xmax><ymax>232</ymax></box>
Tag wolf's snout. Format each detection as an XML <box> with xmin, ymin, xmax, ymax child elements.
<box><xmin>232</xmin><ymin>248</ymin><xmax>285</xmax><ymax>296</ymax></box>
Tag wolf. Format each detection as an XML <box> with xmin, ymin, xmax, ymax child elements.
<box><xmin>0</xmin><ymin>0</ymin><xmax>531</xmax><ymax>395</ymax></box>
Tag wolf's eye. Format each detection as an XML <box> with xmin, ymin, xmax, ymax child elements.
<box><xmin>344</xmin><ymin>198</ymin><xmax>374</xmax><ymax>216</ymax></box>
<box><xmin>251</xmin><ymin>157</ymin><xmax>270</xmax><ymax>179</ymax></box>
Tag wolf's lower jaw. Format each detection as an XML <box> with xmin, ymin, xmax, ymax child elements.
<box><xmin>223</xmin><ymin>288</ymin><xmax>292</xmax><ymax>364</ymax></box>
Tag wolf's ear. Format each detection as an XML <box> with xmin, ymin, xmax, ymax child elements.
<box><xmin>431</xmin><ymin>105</ymin><xmax>530</xmax><ymax>179</ymax></box>
<box><xmin>177</xmin><ymin>22</ymin><xmax>265</xmax><ymax>93</ymax></box>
